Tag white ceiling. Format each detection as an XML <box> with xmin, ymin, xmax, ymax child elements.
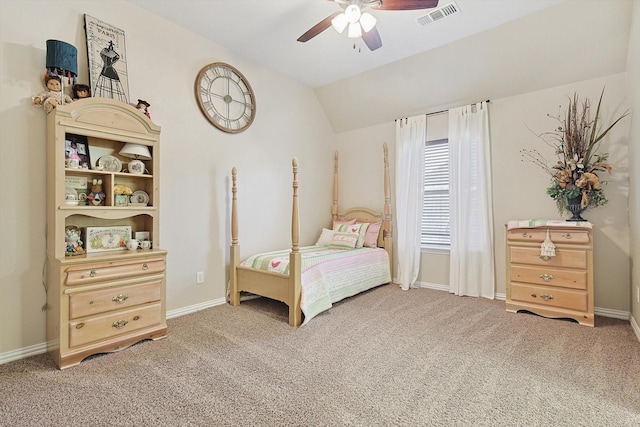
<box><xmin>127</xmin><ymin>0</ymin><xmax>566</xmax><ymax>89</ymax></box>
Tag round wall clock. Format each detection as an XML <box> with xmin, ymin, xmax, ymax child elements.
<box><xmin>195</xmin><ymin>62</ymin><xmax>256</xmax><ymax>133</ymax></box>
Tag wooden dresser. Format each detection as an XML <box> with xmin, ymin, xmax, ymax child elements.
<box><xmin>505</xmin><ymin>221</ymin><xmax>594</xmax><ymax>327</ymax></box>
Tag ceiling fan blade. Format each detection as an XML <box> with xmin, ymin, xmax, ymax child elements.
<box><xmin>362</xmin><ymin>27</ymin><xmax>382</xmax><ymax>51</ymax></box>
<box><xmin>372</xmin><ymin>0</ymin><xmax>439</xmax><ymax>11</ymax></box>
<box><xmin>297</xmin><ymin>11</ymin><xmax>342</xmax><ymax>42</ymax></box>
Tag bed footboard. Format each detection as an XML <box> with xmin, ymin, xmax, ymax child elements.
<box><xmin>229</xmin><ymin>160</ymin><xmax>302</xmax><ymax>327</ymax></box>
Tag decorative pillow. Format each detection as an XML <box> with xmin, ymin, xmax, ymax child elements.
<box><xmin>337</xmin><ymin>222</ymin><xmax>369</xmax><ymax>248</ymax></box>
<box><xmin>328</xmin><ymin>231</ymin><xmax>359</xmax><ymax>250</ymax></box>
<box><xmin>315</xmin><ymin>228</ymin><xmax>335</xmax><ymax>247</ymax></box>
<box><xmin>363</xmin><ymin>221</ymin><xmax>382</xmax><ymax>248</ymax></box>
<box><xmin>332</xmin><ymin>218</ymin><xmax>356</xmax><ymax>230</ymax></box>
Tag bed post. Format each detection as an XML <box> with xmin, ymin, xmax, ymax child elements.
<box><xmin>229</xmin><ymin>167</ymin><xmax>241</xmax><ymax>306</ymax></box>
<box><xmin>383</xmin><ymin>143</ymin><xmax>393</xmax><ymax>277</ymax></box>
<box><xmin>289</xmin><ymin>158</ymin><xmax>302</xmax><ymax>326</ymax></box>
<box><xmin>332</xmin><ymin>151</ymin><xmax>339</xmax><ymax>222</ymax></box>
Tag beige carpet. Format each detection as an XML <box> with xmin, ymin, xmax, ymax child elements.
<box><xmin>1</xmin><ymin>285</ymin><xmax>639</xmax><ymax>426</ymax></box>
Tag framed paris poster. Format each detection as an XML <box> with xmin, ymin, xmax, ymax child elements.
<box><xmin>84</xmin><ymin>15</ymin><xmax>130</xmax><ymax>103</ymax></box>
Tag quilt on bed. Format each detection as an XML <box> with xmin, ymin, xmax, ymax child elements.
<box><xmin>240</xmin><ymin>246</ymin><xmax>391</xmax><ymax>324</ymax></box>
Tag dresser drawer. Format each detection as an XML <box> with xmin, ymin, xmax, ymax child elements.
<box><xmin>65</xmin><ymin>258</ymin><xmax>165</xmax><ymax>286</ymax></box>
<box><xmin>510</xmin><ymin>246</ymin><xmax>587</xmax><ymax>269</ymax></box>
<box><xmin>68</xmin><ymin>302</ymin><xmax>162</xmax><ymax>348</ymax></box>
<box><xmin>69</xmin><ymin>280</ymin><xmax>162</xmax><ymax>320</ymax></box>
<box><xmin>510</xmin><ymin>283</ymin><xmax>588</xmax><ymax>312</ymax></box>
<box><xmin>507</xmin><ymin>228</ymin><xmax>590</xmax><ymax>244</ymax></box>
<box><xmin>511</xmin><ymin>265</ymin><xmax>587</xmax><ymax>290</ymax></box>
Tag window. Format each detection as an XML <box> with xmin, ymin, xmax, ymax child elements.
<box><xmin>421</xmin><ymin>138</ymin><xmax>450</xmax><ymax>248</ymax></box>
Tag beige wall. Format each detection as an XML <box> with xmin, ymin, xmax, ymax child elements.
<box><xmin>0</xmin><ymin>0</ymin><xmax>336</xmax><ymax>357</ymax></box>
<box><xmin>627</xmin><ymin>0</ymin><xmax>640</xmax><ymax>332</ymax></box>
<box><xmin>337</xmin><ymin>74</ymin><xmax>633</xmax><ymax>317</ymax></box>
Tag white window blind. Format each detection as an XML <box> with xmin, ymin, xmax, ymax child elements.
<box><xmin>422</xmin><ymin>138</ymin><xmax>450</xmax><ymax>248</ymax></box>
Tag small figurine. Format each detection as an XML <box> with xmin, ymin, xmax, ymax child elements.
<box><xmin>72</xmin><ymin>84</ymin><xmax>91</xmax><ymax>100</ymax></box>
<box><xmin>87</xmin><ymin>179</ymin><xmax>106</xmax><ymax>206</ymax></box>
<box><xmin>65</xmin><ymin>226</ymin><xmax>85</xmax><ymax>256</ymax></box>
<box><xmin>136</xmin><ymin>99</ymin><xmax>151</xmax><ymax>119</ymax></box>
<box><xmin>33</xmin><ymin>75</ymin><xmax>73</xmax><ymax>114</ymax></box>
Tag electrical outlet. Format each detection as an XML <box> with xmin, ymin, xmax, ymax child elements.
<box><xmin>196</xmin><ymin>271</ymin><xmax>204</xmax><ymax>284</ymax></box>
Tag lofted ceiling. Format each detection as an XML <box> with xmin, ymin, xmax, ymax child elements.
<box><xmin>127</xmin><ymin>0</ymin><xmax>566</xmax><ymax>89</ymax></box>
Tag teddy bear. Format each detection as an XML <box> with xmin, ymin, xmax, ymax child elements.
<box><xmin>87</xmin><ymin>179</ymin><xmax>106</xmax><ymax>206</ymax></box>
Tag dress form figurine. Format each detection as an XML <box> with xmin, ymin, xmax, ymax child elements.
<box><xmin>33</xmin><ymin>75</ymin><xmax>73</xmax><ymax>114</ymax></box>
<box><xmin>94</xmin><ymin>40</ymin><xmax>128</xmax><ymax>102</ymax></box>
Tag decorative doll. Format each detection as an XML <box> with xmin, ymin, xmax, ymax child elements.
<box><xmin>72</xmin><ymin>84</ymin><xmax>91</xmax><ymax>100</ymax></box>
<box><xmin>136</xmin><ymin>99</ymin><xmax>151</xmax><ymax>119</ymax></box>
<box><xmin>33</xmin><ymin>75</ymin><xmax>73</xmax><ymax>114</ymax></box>
<box><xmin>65</xmin><ymin>226</ymin><xmax>85</xmax><ymax>256</ymax></box>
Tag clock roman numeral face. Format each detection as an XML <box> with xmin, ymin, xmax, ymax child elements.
<box><xmin>195</xmin><ymin>63</ymin><xmax>256</xmax><ymax>133</ymax></box>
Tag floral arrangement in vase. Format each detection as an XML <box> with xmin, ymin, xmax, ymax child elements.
<box><xmin>522</xmin><ymin>89</ymin><xmax>628</xmax><ymax>221</ymax></box>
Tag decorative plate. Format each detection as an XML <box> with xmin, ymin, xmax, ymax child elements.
<box><xmin>130</xmin><ymin>190</ymin><xmax>150</xmax><ymax>205</ymax></box>
<box><xmin>97</xmin><ymin>155</ymin><xmax>122</xmax><ymax>172</ymax></box>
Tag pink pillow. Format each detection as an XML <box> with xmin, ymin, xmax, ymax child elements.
<box><xmin>363</xmin><ymin>221</ymin><xmax>382</xmax><ymax>248</ymax></box>
<box><xmin>332</xmin><ymin>218</ymin><xmax>356</xmax><ymax>230</ymax></box>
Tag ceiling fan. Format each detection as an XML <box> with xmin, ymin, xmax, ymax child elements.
<box><xmin>297</xmin><ymin>0</ymin><xmax>440</xmax><ymax>51</ymax></box>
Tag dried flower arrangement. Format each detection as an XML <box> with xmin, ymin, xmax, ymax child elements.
<box><xmin>522</xmin><ymin>89</ymin><xmax>628</xmax><ymax>218</ymax></box>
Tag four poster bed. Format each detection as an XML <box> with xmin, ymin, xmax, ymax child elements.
<box><xmin>229</xmin><ymin>143</ymin><xmax>393</xmax><ymax>326</ymax></box>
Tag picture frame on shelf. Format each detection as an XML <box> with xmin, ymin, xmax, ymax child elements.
<box><xmin>65</xmin><ymin>134</ymin><xmax>91</xmax><ymax>169</ymax></box>
<box><xmin>85</xmin><ymin>226</ymin><xmax>131</xmax><ymax>253</ymax></box>
<box><xmin>135</xmin><ymin>231</ymin><xmax>150</xmax><ymax>241</ymax></box>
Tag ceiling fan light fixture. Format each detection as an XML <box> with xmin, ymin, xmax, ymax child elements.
<box><xmin>347</xmin><ymin>21</ymin><xmax>362</xmax><ymax>39</ymax></box>
<box><xmin>344</xmin><ymin>4</ymin><xmax>361</xmax><ymax>24</ymax></box>
<box><xmin>331</xmin><ymin>13</ymin><xmax>348</xmax><ymax>33</ymax></box>
<box><xmin>359</xmin><ymin>12</ymin><xmax>377</xmax><ymax>33</ymax></box>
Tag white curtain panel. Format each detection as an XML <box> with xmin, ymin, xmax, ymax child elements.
<box><xmin>395</xmin><ymin>115</ymin><xmax>426</xmax><ymax>290</ymax></box>
<box><xmin>448</xmin><ymin>102</ymin><xmax>495</xmax><ymax>298</ymax></box>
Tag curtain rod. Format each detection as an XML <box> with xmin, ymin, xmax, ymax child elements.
<box><xmin>395</xmin><ymin>99</ymin><xmax>491</xmax><ymax>122</ymax></box>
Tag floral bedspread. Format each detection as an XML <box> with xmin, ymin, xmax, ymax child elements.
<box><xmin>240</xmin><ymin>246</ymin><xmax>391</xmax><ymax>324</ymax></box>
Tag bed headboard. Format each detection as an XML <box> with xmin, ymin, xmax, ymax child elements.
<box><xmin>336</xmin><ymin>207</ymin><xmax>385</xmax><ymax>248</ymax></box>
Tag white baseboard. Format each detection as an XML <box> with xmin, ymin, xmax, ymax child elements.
<box><xmin>414</xmin><ymin>281</ymin><xmax>506</xmax><ymax>301</ymax></box>
<box><xmin>594</xmin><ymin>306</ymin><xmax>631</xmax><ymax>320</ymax></box>
<box><xmin>0</xmin><ymin>298</ymin><xmax>227</xmax><ymax>366</ymax></box>
<box><xmin>415</xmin><ymin>281</ymin><xmax>635</xmax><ymax>329</ymax></box>
<box><xmin>166</xmin><ymin>297</ymin><xmax>226</xmax><ymax>319</ymax></box>
<box><xmin>631</xmin><ymin>315</ymin><xmax>640</xmax><ymax>342</ymax></box>
<box><xmin>0</xmin><ymin>342</ymin><xmax>49</xmax><ymax>366</ymax></box>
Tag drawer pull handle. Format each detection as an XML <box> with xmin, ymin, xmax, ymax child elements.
<box><xmin>522</xmin><ymin>232</ymin><xmax>531</xmax><ymax>238</ymax></box>
<box><xmin>112</xmin><ymin>319</ymin><xmax>129</xmax><ymax>329</ymax></box>
<box><xmin>75</xmin><ymin>323</ymin><xmax>85</xmax><ymax>329</ymax></box>
<box><xmin>90</xmin><ymin>269</ymin><xmax>97</xmax><ymax>277</ymax></box>
<box><xmin>112</xmin><ymin>294</ymin><xmax>129</xmax><ymax>304</ymax></box>
<box><xmin>142</xmin><ymin>263</ymin><xmax>148</xmax><ymax>270</ymax></box>
<box><xmin>540</xmin><ymin>293</ymin><xmax>554</xmax><ymax>301</ymax></box>
<box><xmin>562</xmin><ymin>233</ymin><xmax>572</xmax><ymax>239</ymax></box>
<box><xmin>539</xmin><ymin>273</ymin><xmax>554</xmax><ymax>282</ymax></box>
